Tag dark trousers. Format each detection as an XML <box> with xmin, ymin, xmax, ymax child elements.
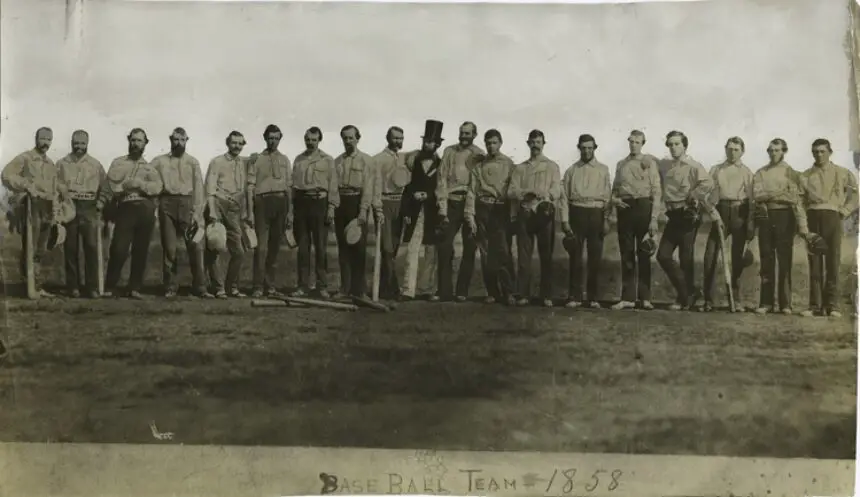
<box><xmin>516</xmin><ymin>206</ymin><xmax>555</xmax><ymax>299</ymax></box>
<box><xmin>476</xmin><ymin>201</ymin><xmax>514</xmax><ymax>299</ymax></box>
<box><xmin>807</xmin><ymin>209</ymin><xmax>842</xmax><ymax>311</ymax></box>
<box><xmin>617</xmin><ymin>198</ymin><xmax>653</xmax><ymax>302</ymax></box>
<box><xmin>294</xmin><ymin>195</ymin><xmax>329</xmax><ymax>291</ymax></box>
<box><xmin>334</xmin><ymin>194</ymin><xmax>367</xmax><ymax>297</ymax></box>
<box><xmin>159</xmin><ymin>195</ymin><xmax>206</xmax><ymax>293</ymax></box>
<box><xmin>703</xmin><ymin>201</ymin><xmax>749</xmax><ymax>302</ymax></box>
<box><xmin>105</xmin><ymin>198</ymin><xmax>156</xmax><ymax>292</ymax></box>
<box><xmin>379</xmin><ymin>198</ymin><xmax>403</xmax><ymax>298</ymax></box>
<box><xmin>757</xmin><ymin>208</ymin><xmax>795</xmax><ymax>309</ymax></box>
<box><xmin>437</xmin><ymin>199</ymin><xmax>482</xmax><ymax>299</ymax></box>
<box><xmin>64</xmin><ymin>199</ymin><xmax>100</xmax><ymax>292</ymax></box>
<box><xmin>567</xmin><ymin>205</ymin><xmax>605</xmax><ymax>302</ymax></box>
<box><xmin>657</xmin><ymin>209</ymin><xmax>700</xmax><ymax>306</ymax></box>
<box><xmin>18</xmin><ymin>197</ymin><xmax>53</xmax><ymax>288</ymax></box>
<box><xmin>205</xmin><ymin>197</ymin><xmax>245</xmax><ymax>293</ymax></box>
<box><xmin>253</xmin><ymin>192</ymin><xmax>289</xmax><ymax>291</ymax></box>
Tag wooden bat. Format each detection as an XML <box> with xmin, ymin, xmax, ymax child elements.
<box><xmin>715</xmin><ymin>220</ymin><xmax>736</xmax><ymax>312</ymax></box>
<box><xmin>251</xmin><ymin>299</ymin><xmax>308</xmax><ymax>308</ymax></box>
<box><xmin>281</xmin><ymin>296</ymin><xmax>358</xmax><ymax>311</ymax></box>
<box><xmin>352</xmin><ymin>295</ymin><xmax>390</xmax><ymax>312</ymax></box>
<box><xmin>24</xmin><ymin>195</ymin><xmax>37</xmax><ymax>299</ymax></box>
<box><xmin>96</xmin><ymin>214</ymin><xmax>104</xmax><ymax>296</ymax></box>
<box><xmin>372</xmin><ymin>215</ymin><xmax>382</xmax><ymax>302</ymax></box>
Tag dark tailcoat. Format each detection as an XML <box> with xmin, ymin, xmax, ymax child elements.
<box><xmin>401</xmin><ymin>150</ymin><xmax>441</xmax><ymax>246</ymax></box>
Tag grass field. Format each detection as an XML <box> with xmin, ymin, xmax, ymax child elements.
<box><xmin>0</xmin><ymin>223</ymin><xmax>856</xmax><ymax>459</ymax></box>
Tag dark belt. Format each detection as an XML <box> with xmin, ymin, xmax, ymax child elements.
<box><xmin>382</xmin><ymin>192</ymin><xmax>402</xmax><ymax>201</ymax></box>
<box><xmin>296</xmin><ymin>189</ymin><xmax>328</xmax><ymax>199</ymax></box>
<box><xmin>69</xmin><ymin>192</ymin><xmax>97</xmax><ymax>201</ymax></box>
<box><xmin>478</xmin><ymin>195</ymin><xmax>505</xmax><ymax>205</ymax></box>
<box><xmin>257</xmin><ymin>191</ymin><xmax>287</xmax><ymax>197</ymax></box>
<box><xmin>338</xmin><ymin>187</ymin><xmax>362</xmax><ymax>197</ymax></box>
<box><xmin>448</xmin><ymin>192</ymin><xmax>467</xmax><ymax>202</ymax></box>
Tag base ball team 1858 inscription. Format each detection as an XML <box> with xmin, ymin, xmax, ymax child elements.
<box><xmin>2</xmin><ymin>119</ymin><xmax>856</xmax><ymax>315</ymax></box>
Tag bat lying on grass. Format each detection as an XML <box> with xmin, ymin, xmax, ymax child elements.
<box><xmin>250</xmin><ymin>299</ymin><xmax>309</xmax><ymax>309</ymax></box>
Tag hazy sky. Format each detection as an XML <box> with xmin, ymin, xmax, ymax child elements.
<box><xmin>0</xmin><ymin>0</ymin><xmax>856</xmax><ymax>176</ymax></box>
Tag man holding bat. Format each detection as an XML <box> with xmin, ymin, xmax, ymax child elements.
<box><xmin>57</xmin><ymin>129</ymin><xmax>106</xmax><ymax>299</ymax></box>
<box><xmin>2</xmin><ymin>127</ymin><xmax>64</xmax><ymax>298</ymax></box>
<box><xmin>701</xmin><ymin>137</ymin><xmax>754</xmax><ymax>312</ymax></box>
<box><xmin>372</xmin><ymin>126</ymin><xmax>409</xmax><ymax>300</ymax></box>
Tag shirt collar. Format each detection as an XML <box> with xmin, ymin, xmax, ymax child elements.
<box><xmin>528</xmin><ymin>154</ymin><xmax>546</xmax><ymax>165</ymax></box>
<box><xmin>126</xmin><ymin>154</ymin><xmax>147</xmax><ymax>163</ymax></box>
<box><xmin>575</xmin><ymin>158</ymin><xmax>598</xmax><ymax>168</ymax></box>
<box><xmin>223</xmin><ymin>152</ymin><xmax>241</xmax><ymax>162</ymax></box>
<box><xmin>383</xmin><ymin>147</ymin><xmax>399</xmax><ymax>157</ymax></box>
<box><xmin>813</xmin><ymin>161</ymin><xmax>834</xmax><ymax>170</ymax></box>
<box><xmin>65</xmin><ymin>153</ymin><xmax>90</xmax><ymax>164</ymax></box>
<box><xmin>724</xmin><ymin>160</ymin><xmax>745</xmax><ymax>168</ymax></box>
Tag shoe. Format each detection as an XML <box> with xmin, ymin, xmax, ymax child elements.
<box><xmin>565</xmin><ymin>300</ymin><xmax>581</xmax><ymax>309</ymax></box>
<box><xmin>640</xmin><ymin>300</ymin><xmax>654</xmax><ymax>310</ymax></box>
<box><xmin>799</xmin><ymin>309</ymin><xmax>815</xmax><ymax>317</ymax></box>
<box><xmin>317</xmin><ymin>289</ymin><xmax>331</xmax><ymax>299</ymax></box>
<box><xmin>429</xmin><ymin>295</ymin><xmax>440</xmax><ymax>302</ymax></box>
<box><xmin>516</xmin><ymin>298</ymin><xmax>529</xmax><ymax>306</ymax></box>
<box><xmin>228</xmin><ymin>289</ymin><xmax>247</xmax><ymax>298</ymax></box>
<box><xmin>215</xmin><ymin>290</ymin><xmax>228</xmax><ymax>300</ymax></box>
<box><xmin>483</xmin><ymin>296</ymin><xmax>496</xmax><ymax>305</ymax></box>
<box><xmin>251</xmin><ymin>289</ymin><xmax>264</xmax><ymax>298</ymax></box>
<box><xmin>701</xmin><ymin>302</ymin><xmax>714</xmax><ymax>312</ymax></box>
<box><xmin>543</xmin><ymin>299</ymin><xmax>553</xmax><ymax>308</ymax></box>
<box><xmin>506</xmin><ymin>295</ymin><xmax>517</xmax><ymax>306</ymax></box>
<box><xmin>611</xmin><ymin>300</ymin><xmax>635</xmax><ymax>310</ymax></box>
<box><xmin>668</xmin><ymin>303</ymin><xmax>683</xmax><ymax>311</ymax></box>
<box><xmin>195</xmin><ymin>291</ymin><xmax>215</xmax><ymax>299</ymax></box>
<box><xmin>164</xmin><ymin>290</ymin><xmax>177</xmax><ymax>299</ymax></box>
<box><xmin>588</xmin><ymin>301</ymin><xmax>601</xmax><ymax>309</ymax></box>
<box><xmin>828</xmin><ymin>310</ymin><xmax>843</xmax><ymax>318</ymax></box>
<box><xmin>127</xmin><ymin>290</ymin><xmax>145</xmax><ymax>300</ymax></box>
<box><xmin>455</xmin><ymin>296</ymin><xmax>467</xmax><ymax>303</ymax></box>
<box><xmin>781</xmin><ymin>308</ymin><xmax>793</xmax><ymax>316</ymax></box>
<box><xmin>102</xmin><ymin>290</ymin><xmax>115</xmax><ymax>299</ymax></box>
<box><xmin>290</xmin><ymin>288</ymin><xmax>307</xmax><ymax>298</ymax></box>
<box><xmin>266</xmin><ymin>289</ymin><xmax>284</xmax><ymax>298</ymax></box>
<box><xmin>398</xmin><ymin>294</ymin><xmax>414</xmax><ymax>302</ymax></box>
<box><xmin>37</xmin><ymin>289</ymin><xmax>55</xmax><ymax>298</ymax></box>
<box><xmin>68</xmin><ymin>289</ymin><xmax>81</xmax><ymax>298</ymax></box>
<box><xmin>755</xmin><ymin>307</ymin><xmax>770</xmax><ymax>315</ymax></box>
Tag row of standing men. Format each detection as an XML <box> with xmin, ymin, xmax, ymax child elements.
<box><xmin>2</xmin><ymin>120</ymin><xmax>856</xmax><ymax>317</ymax></box>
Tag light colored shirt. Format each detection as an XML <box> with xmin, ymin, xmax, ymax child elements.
<box><xmin>105</xmin><ymin>155</ymin><xmax>163</xmax><ymax>198</ymax></box>
<box><xmin>205</xmin><ymin>153</ymin><xmax>248</xmax><ymax>204</ymax></box>
<box><xmin>437</xmin><ymin>143</ymin><xmax>485</xmax><ymax>213</ymax></box>
<box><xmin>248</xmin><ymin>149</ymin><xmax>292</xmax><ymax>195</ymax></box>
<box><xmin>372</xmin><ymin>147</ymin><xmax>409</xmax><ymax>195</ymax></box>
<box><xmin>2</xmin><ymin>149</ymin><xmax>61</xmax><ymax>200</ymax></box>
<box><xmin>751</xmin><ymin>161</ymin><xmax>808</xmax><ymax>233</ymax></box>
<box><xmin>507</xmin><ymin>154</ymin><xmax>561</xmax><ymax>205</ymax></box>
<box><xmin>151</xmin><ymin>153</ymin><xmax>205</xmax><ymax>218</ymax></box>
<box><xmin>335</xmin><ymin>149</ymin><xmax>380</xmax><ymax>218</ymax></box>
<box><xmin>612</xmin><ymin>153</ymin><xmax>662</xmax><ymax>202</ymax></box>
<box><xmin>464</xmin><ymin>152</ymin><xmax>515</xmax><ymax>217</ymax></box>
<box><xmin>292</xmin><ymin>149</ymin><xmax>340</xmax><ymax>210</ymax></box>
<box><xmin>800</xmin><ymin>162</ymin><xmax>859</xmax><ymax>217</ymax></box>
<box><xmin>661</xmin><ymin>154</ymin><xmax>713</xmax><ymax>206</ymax></box>
<box><xmin>57</xmin><ymin>153</ymin><xmax>105</xmax><ymax>199</ymax></box>
<box><xmin>709</xmin><ymin>160</ymin><xmax>753</xmax><ymax>203</ymax></box>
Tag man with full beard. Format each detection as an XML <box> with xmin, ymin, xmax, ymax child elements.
<box><xmin>151</xmin><ymin>127</ymin><xmax>210</xmax><ymax>298</ymax></box>
<box><xmin>400</xmin><ymin>119</ymin><xmax>445</xmax><ymax>301</ymax></box>
<box><xmin>2</xmin><ymin>127</ymin><xmax>65</xmax><ymax>298</ymax></box>
<box><xmin>372</xmin><ymin>126</ymin><xmax>409</xmax><ymax>299</ymax></box>
<box><xmin>435</xmin><ymin>121</ymin><xmax>485</xmax><ymax>302</ymax></box>
<box><xmin>56</xmin><ymin>129</ymin><xmax>106</xmax><ymax>298</ymax></box>
<box><xmin>101</xmin><ymin>128</ymin><xmax>164</xmax><ymax>299</ymax></box>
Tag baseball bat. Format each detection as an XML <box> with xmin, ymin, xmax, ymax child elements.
<box><xmin>251</xmin><ymin>299</ymin><xmax>309</xmax><ymax>308</ymax></box>
<box><xmin>96</xmin><ymin>214</ymin><xmax>104</xmax><ymax>296</ymax></box>
<box><xmin>24</xmin><ymin>195</ymin><xmax>37</xmax><ymax>299</ymax></box>
<box><xmin>715</xmin><ymin>221</ymin><xmax>736</xmax><ymax>312</ymax></box>
<box><xmin>353</xmin><ymin>294</ymin><xmax>390</xmax><ymax>312</ymax></box>
<box><xmin>372</xmin><ymin>215</ymin><xmax>382</xmax><ymax>302</ymax></box>
<box><xmin>281</xmin><ymin>296</ymin><xmax>359</xmax><ymax>311</ymax></box>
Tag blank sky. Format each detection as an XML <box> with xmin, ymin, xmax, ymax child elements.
<box><xmin>0</xmin><ymin>0</ymin><xmax>855</xmax><ymax>175</ymax></box>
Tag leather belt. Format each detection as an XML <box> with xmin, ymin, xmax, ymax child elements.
<box><xmin>339</xmin><ymin>187</ymin><xmax>361</xmax><ymax>197</ymax></box>
<box><xmin>718</xmin><ymin>199</ymin><xmax>747</xmax><ymax>207</ymax></box>
<box><xmin>257</xmin><ymin>191</ymin><xmax>287</xmax><ymax>197</ymax></box>
<box><xmin>69</xmin><ymin>192</ymin><xmax>96</xmax><ymax>201</ymax></box>
<box><xmin>765</xmin><ymin>201</ymin><xmax>792</xmax><ymax>210</ymax></box>
<box><xmin>121</xmin><ymin>192</ymin><xmax>145</xmax><ymax>203</ymax></box>
<box><xmin>478</xmin><ymin>196</ymin><xmax>505</xmax><ymax>205</ymax></box>
<box><xmin>382</xmin><ymin>193</ymin><xmax>402</xmax><ymax>201</ymax></box>
<box><xmin>665</xmin><ymin>200</ymin><xmax>688</xmax><ymax>211</ymax></box>
<box><xmin>448</xmin><ymin>193</ymin><xmax>467</xmax><ymax>202</ymax></box>
<box><xmin>296</xmin><ymin>189</ymin><xmax>328</xmax><ymax>199</ymax></box>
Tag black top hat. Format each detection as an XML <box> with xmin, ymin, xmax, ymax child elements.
<box><xmin>421</xmin><ymin>120</ymin><xmax>444</xmax><ymax>143</ymax></box>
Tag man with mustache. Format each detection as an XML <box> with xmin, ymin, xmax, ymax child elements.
<box><xmin>151</xmin><ymin>127</ymin><xmax>210</xmax><ymax>298</ymax></box>
<box><xmin>204</xmin><ymin>130</ymin><xmax>251</xmax><ymax>299</ymax></box>
<box><xmin>701</xmin><ymin>137</ymin><xmax>754</xmax><ymax>312</ymax></box>
<box><xmin>609</xmin><ymin>130</ymin><xmax>661</xmax><ymax>311</ymax></box>
<box><xmin>400</xmin><ymin>119</ymin><xmax>445</xmax><ymax>301</ymax></box>
<box><xmin>101</xmin><ymin>128</ymin><xmax>164</xmax><ymax>299</ymax></box>
<box><xmin>464</xmin><ymin>129</ymin><xmax>516</xmax><ymax>305</ymax></box>
<box><xmin>2</xmin><ymin>127</ymin><xmax>65</xmax><ymax>298</ymax></box>
<box><xmin>750</xmin><ymin>138</ymin><xmax>806</xmax><ymax>315</ymax></box>
<box><xmin>560</xmin><ymin>134</ymin><xmax>612</xmax><ymax>310</ymax></box>
<box><xmin>657</xmin><ymin>130</ymin><xmax>721</xmax><ymax>311</ymax></box>
<box><xmin>333</xmin><ymin>125</ymin><xmax>381</xmax><ymax>298</ymax></box>
<box><xmin>247</xmin><ymin>124</ymin><xmax>292</xmax><ymax>298</ymax></box>
<box><xmin>290</xmin><ymin>127</ymin><xmax>339</xmax><ymax>298</ymax></box>
<box><xmin>797</xmin><ymin>138</ymin><xmax>858</xmax><ymax>318</ymax></box>
<box><xmin>435</xmin><ymin>121</ymin><xmax>486</xmax><ymax>302</ymax></box>
<box><xmin>508</xmin><ymin>129</ymin><xmax>561</xmax><ymax>307</ymax></box>
<box><xmin>372</xmin><ymin>126</ymin><xmax>409</xmax><ymax>299</ymax></box>
<box><xmin>56</xmin><ymin>129</ymin><xmax>106</xmax><ymax>298</ymax></box>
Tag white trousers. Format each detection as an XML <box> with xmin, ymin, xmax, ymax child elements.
<box><xmin>400</xmin><ymin>210</ymin><xmax>437</xmax><ymax>297</ymax></box>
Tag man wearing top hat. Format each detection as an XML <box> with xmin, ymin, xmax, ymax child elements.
<box><xmin>372</xmin><ymin>126</ymin><xmax>410</xmax><ymax>299</ymax></box>
<box><xmin>508</xmin><ymin>129</ymin><xmax>562</xmax><ymax>307</ymax></box>
<box><xmin>400</xmin><ymin>119</ymin><xmax>445</xmax><ymax>300</ymax></box>
<box><xmin>333</xmin><ymin>124</ymin><xmax>381</xmax><ymax>299</ymax></box>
